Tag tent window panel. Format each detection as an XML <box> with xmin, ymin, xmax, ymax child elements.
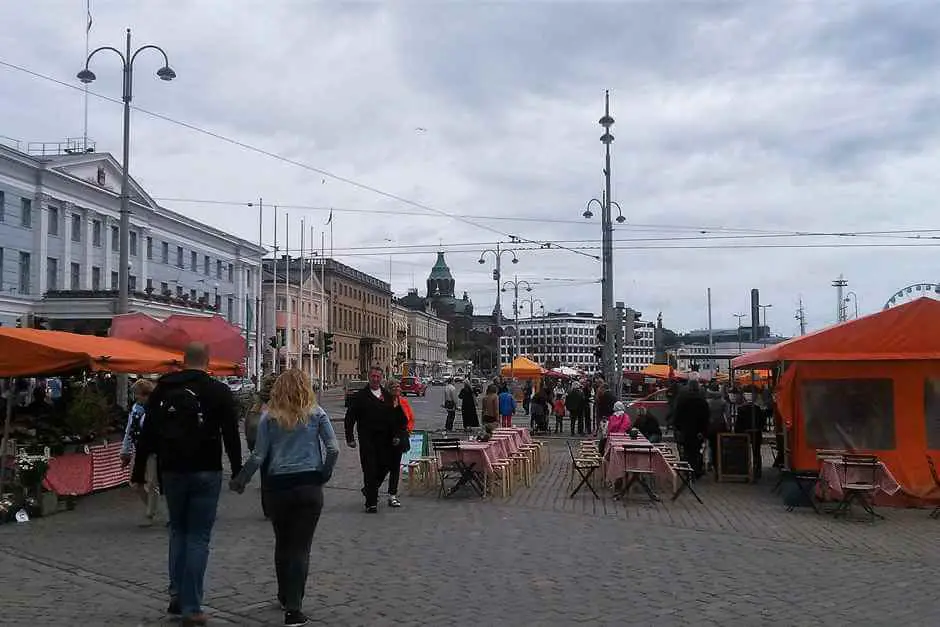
<box><xmin>925</xmin><ymin>379</ymin><xmax>940</xmax><ymax>449</ymax></box>
<box><xmin>801</xmin><ymin>378</ymin><xmax>895</xmax><ymax>451</ymax></box>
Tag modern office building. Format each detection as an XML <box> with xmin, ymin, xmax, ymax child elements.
<box><xmin>498</xmin><ymin>311</ymin><xmax>656</xmax><ymax>372</ymax></box>
<box><xmin>0</xmin><ymin>138</ymin><xmax>264</xmax><ymax>373</ymax></box>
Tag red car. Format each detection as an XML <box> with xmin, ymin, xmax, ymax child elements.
<box><xmin>399</xmin><ymin>376</ymin><xmax>427</xmax><ymax>397</ymax></box>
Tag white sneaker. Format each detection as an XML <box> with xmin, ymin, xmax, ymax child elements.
<box><xmin>388</xmin><ymin>495</ymin><xmax>401</xmax><ymax>508</ymax></box>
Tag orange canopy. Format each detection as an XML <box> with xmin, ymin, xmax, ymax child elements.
<box><xmin>732</xmin><ymin>297</ymin><xmax>940</xmax><ymax>369</ymax></box>
<box><xmin>742</xmin><ymin>299</ymin><xmax>940</xmax><ymax>503</ymax></box>
<box><xmin>500</xmin><ymin>356</ymin><xmax>544</xmax><ymax>378</ymax></box>
<box><xmin>641</xmin><ymin>364</ymin><xmax>674</xmax><ymax>379</ymax></box>
<box><xmin>0</xmin><ymin>328</ymin><xmax>241</xmax><ymax>377</ymax></box>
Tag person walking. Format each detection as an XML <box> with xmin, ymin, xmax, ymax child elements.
<box><xmin>246</xmin><ymin>374</ymin><xmax>277</xmax><ymax>518</ymax></box>
<box><xmin>565</xmin><ymin>384</ymin><xmax>585</xmax><ymax>435</ymax></box>
<box><xmin>383</xmin><ymin>380</ymin><xmax>413</xmax><ymax>507</ymax></box>
<box><xmin>498</xmin><ymin>385</ymin><xmax>516</xmax><ymax>427</ymax></box>
<box><xmin>132</xmin><ymin>343</ymin><xmax>243</xmax><ymax>626</ymax></box>
<box><xmin>230</xmin><ymin>369</ymin><xmax>339</xmax><ymax>627</ymax></box>
<box><xmin>481</xmin><ymin>384</ymin><xmax>499</xmax><ymax>431</ymax></box>
<box><xmin>459</xmin><ymin>379</ymin><xmax>480</xmax><ymax>431</ymax></box>
<box><xmin>673</xmin><ymin>380</ymin><xmax>710</xmax><ymax>478</ymax></box>
<box><xmin>594</xmin><ymin>383</ymin><xmax>616</xmax><ymax>434</ymax></box>
<box><xmin>344</xmin><ymin>366</ymin><xmax>397</xmax><ymax>513</ymax></box>
<box><xmin>443</xmin><ymin>378</ymin><xmax>457</xmax><ymax>431</ymax></box>
<box><xmin>120</xmin><ymin>379</ymin><xmax>161</xmax><ymax>526</ymax></box>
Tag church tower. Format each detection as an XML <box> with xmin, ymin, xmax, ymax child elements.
<box><xmin>426</xmin><ymin>251</ymin><xmax>455</xmax><ymax>298</ymax></box>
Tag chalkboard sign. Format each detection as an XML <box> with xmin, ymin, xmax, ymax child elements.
<box><xmin>717</xmin><ymin>433</ymin><xmax>752</xmax><ymax>482</ymax></box>
<box><xmin>400</xmin><ymin>430</ymin><xmax>429</xmax><ymax>474</ymax></box>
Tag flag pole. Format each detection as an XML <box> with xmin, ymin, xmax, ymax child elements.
<box><xmin>272</xmin><ymin>205</ymin><xmax>279</xmax><ymax>375</ymax></box>
<box><xmin>320</xmin><ymin>231</ymin><xmax>326</xmax><ymax>392</ymax></box>
<box><xmin>83</xmin><ymin>0</ymin><xmax>92</xmax><ymax>151</ymax></box>
<box><xmin>285</xmin><ymin>212</ymin><xmax>292</xmax><ymax>369</ymax></box>
<box><xmin>300</xmin><ymin>217</ymin><xmax>306</xmax><ymax>377</ymax></box>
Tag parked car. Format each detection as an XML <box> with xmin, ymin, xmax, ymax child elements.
<box><xmin>430</xmin><ymin>377</ymin><xmax>445</xmax><ymax>386</ymax></box>
<box><xmin>399</xmin><ymin>376</ymin><xmax>427</xmax><ymax>397</ymax></box>
<box><xmin>344</xmin><ymin>379</ymin><xmax>368</xmax><ymax>407</ymax></box>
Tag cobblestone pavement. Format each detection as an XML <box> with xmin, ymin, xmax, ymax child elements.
<box><xmin>1</xmin><ymin>394</ymin><xmax>939</xmax><ymax>625</ymax></box>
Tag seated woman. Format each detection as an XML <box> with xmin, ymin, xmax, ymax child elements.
<box><xmin>607</xmin><ymin>401</ymin><xmax>632</xmax><ymax>435</ymax></box>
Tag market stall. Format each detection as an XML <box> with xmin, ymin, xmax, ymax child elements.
<box><xmin>0</xmin><ymin>328</ymin><xmax>241</xmax><ymax>520</ymax></box>
<box><xmin>732</xmin><ymin>297</ymin><xmax>940</xmax><ymax>502</ymax></box>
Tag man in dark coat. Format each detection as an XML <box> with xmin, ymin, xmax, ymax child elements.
<box><xmin>344</xmin><ymin>366</ymin><xmax>398</xmax><ymax>513</ymax></box>
<box><xmin>594</xmin><ymin>383</ymin><xmax>616</xmax><ymax>433</ymax></box>
<box><xmin>734</xmin><ymin>391</ymin><xmax>767</xmax><ymax>480</ymax></box>
<box><xmin>565</xmin><ymin>385</ymin><xmax>585</xmax><ymax>435</ymax></box>
<box><xmin>673</xmin><ymin>381</ymin><xmax>710</xmax><ymax>477</ymax></box>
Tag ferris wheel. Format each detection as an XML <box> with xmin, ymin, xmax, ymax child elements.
<box><xmin>883</xmin><ymin>283</ymin><xmax>940</xmax><ymax>310</ymax></box>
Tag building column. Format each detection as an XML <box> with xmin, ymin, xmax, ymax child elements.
<box><xmin>62</xmin><ymin>203</ymin><xmax>74</xmax><ymax>289</ymax></box>
<box><xmin>34</xmin><ymin>194</ymin><xmax>49</xmax><ymax>296</ymax></box>
<box><xmin>103</xmin><ymin>216</ymin><xmax>113</xmax><ymax>287</ymax></box>
<box><xmin>139</xmin><ymin>226</ymin><xmax>149</xmax><ymax>292</ymax></box>
<box><xmin>84</xmin><ymin>210</ymin><xmax>94</xmax><ymax>288</ymax></box>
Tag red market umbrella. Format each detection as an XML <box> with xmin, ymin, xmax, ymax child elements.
<box><xmin>111</xmin><ymin>313</ymin><xmax>246</xmax><ymax>365</ymax></box>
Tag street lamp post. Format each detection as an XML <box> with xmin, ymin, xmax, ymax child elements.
<box><xmin>479</xmin><ymin>242</ymin><xmax>519</xmax><ymax>331</ymax></box>
<box><xmin>733</xmin><ymin>313</ymin><xmax>746</xmax><ymax>353</ymax></box>
<box><xmin>79</xmin><ymin>28</ymin><xmax>175</xmax><ymax>407</ymax></box>
<box><xmin>758</xmin><ymin>303</ymin><xmax>772</xmax><ymax>341</ymax></box>
<box><xmin>844</xmin><ymin>291</ymin><xmax>859</xmax><ymax>319</ymax></box>
<box><xmin>502</xmin><ymin>276</ymin><xmax>532</xmax><ymax>382</ymax></box>
<box><xmin>581</xmin><ymin>91</ymin><xmax>625</xmax><ymax>384</ymax></box>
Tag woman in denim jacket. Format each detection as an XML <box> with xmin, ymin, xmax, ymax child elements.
<box><xmin>230</xmin><ymin>369</ymin><xmax>339</xmax><ymax>627</ymax></box>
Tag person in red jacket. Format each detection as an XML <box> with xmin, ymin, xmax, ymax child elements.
<box><xmin>383</xmin><ymin>380</ymin><xmax>413</xmax><ymax>508</ymax></box>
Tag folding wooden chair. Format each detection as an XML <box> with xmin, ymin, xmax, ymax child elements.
<box><xmin>833</xmin><ymin>454</ymin><xmax>883</xmax><ymax>521</ymax></box>
<box><xmin>567</xmin><ymin>440</ymin><xmax>600</xmax><ymax>499</ymax></box>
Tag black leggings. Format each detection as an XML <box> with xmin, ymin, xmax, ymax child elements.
<box><xmin>264</xmin><ymin>484</ymin><xmax>324</xmax><ymax>613</ymax></box>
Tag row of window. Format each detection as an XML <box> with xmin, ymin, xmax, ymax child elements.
<box><xmin>0</xmin><ymin>248</ymin><xmax>238</xmax><ymax>320</ymax></box>
<box><xmin>0</xmin><ymin>192</ymin><xmax>248</xmax><ymax>287</ymax></box>
<box><xmin>332</xmin><ymin>303</ymin><xmax>388</xmax><ymax>338</ymax></box>
<box><xmin>331</xmin><ymin>280</ymin><xmax>389</xmax><ymax>309</ymax></box>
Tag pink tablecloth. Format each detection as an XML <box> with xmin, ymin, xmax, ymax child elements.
<box><xmin>495</xmin><ymin>427</ymin><xmax>531</xmax><ymax>445</ymax></box>
<box><xmin>438</xmin><ymin>443</ymin><xmax>498</xmax><ymax>475</ymax></box>
<box><xmin>604</xmin><ymin>436</ymin><xmax>677</xmax><ymax>488</ymax></box>
<box><xmin>817</xmin><ymin>459</ymin><xmax>902</xmax><ymax>504</ymax></box>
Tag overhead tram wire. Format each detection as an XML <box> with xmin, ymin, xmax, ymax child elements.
<box><xmin>0</xmin><ymin>58</ymin><xmax>595</xmax><ymax>260</ymax></box>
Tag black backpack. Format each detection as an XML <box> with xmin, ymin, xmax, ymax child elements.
<box><xmin>157</xmin><ymin>383</ymin><xmax>216</xmax><ymax>456</ymax></box>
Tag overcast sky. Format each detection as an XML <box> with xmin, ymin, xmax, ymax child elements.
<box><xmin>2</xmin><ymin>1</ymin><xmax>939</xmax><ymax>334</ymax></box>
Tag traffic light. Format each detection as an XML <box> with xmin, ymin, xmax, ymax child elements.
<box><xmin>15</xmin><ymin>317</ymin><xmax>22</xmax><ymax>328</ymax></box>
<box><xmin>323</xmin><ymin>332</ymin><xmax>334</xmax><ymax>355</ymax></box>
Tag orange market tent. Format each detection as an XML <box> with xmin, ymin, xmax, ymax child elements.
<box><xmin>731</xmin><ymin>297</ymin><xmax>940</xmax><ymax>501</ymax></box>
<box><xmin>0</xmin><ymin>328</ymin><xmax>241</xmax><ymax>377</ymax></box>
<box><xmin>500</xmin><ymin>356</ymin><xmax>545</xmax><ymax>379</ymax></box>
<box><xmin>641</xmin><ymin>364</ymin><xmax>674</xmax><ymax>379</ymax></box>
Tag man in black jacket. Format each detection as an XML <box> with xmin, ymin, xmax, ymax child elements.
<box><xmin>132</xmin><ymin>343</ymin><xmax>242</xmax><ymax>627</ymax></box>
<box><xmin>565</xmin><ymin>385</ymin><xmax>585</xmax><ymax>435</ymax></box>
<box><xmin>344</xmin><ymin>365</ymin><xmax>397</xmax><ymax>513</ymax></box>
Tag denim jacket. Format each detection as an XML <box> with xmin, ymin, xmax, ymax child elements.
<box><xmin>237</xmin><ymin>405</ymin><xmax>339</xmax><ymax>486</ymax></box>
<box><xmin>120</xmin><ymin>402</ymin><xmax>147</xmax><ymax>457</ymax></box>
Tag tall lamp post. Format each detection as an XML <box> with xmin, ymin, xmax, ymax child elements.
<box><xmin>733</xmin><ymin>313</ymin><xmax>746</xmax><ymax>353</ymax></box>
<box><xmin>502</xmin><ymin>276</ymin><xmax>532</xmax><ymax>382</ymax></box>
<box><xmin>844</xmin><ymin>291</ymin><xmax>859</xmax><ymax>319</ymax></box>
<box><xmin>581</xmin><ymin>90</ymin><xmax>625</xmax><ymax>383</ymax></box>
<box><xmin>478</xmin><ymin>243</ymin><xmax>519</xmax><ymax>330</ymax></box>
<box><xmin>758</xmin><ymin>303</ymin><xmax>772</xmax><ymax>341</ymax></box>
<box><xmin>78</xmin><ymin>28</ymin><xmax>175</xmax><ymax>407</ymax></box>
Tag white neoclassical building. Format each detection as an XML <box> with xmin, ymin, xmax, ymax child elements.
<box><xmin>0</xmin><ymin>138</ymin><xmax>265</xmax><ymax>375</ymax></box>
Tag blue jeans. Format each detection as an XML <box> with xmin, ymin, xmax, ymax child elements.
<box><xmin>163</xmin><ymin>471</ymin><xmax>223</xmax><ymax>617</ymax></box>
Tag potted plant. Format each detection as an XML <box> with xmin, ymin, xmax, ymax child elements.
<box><xmin>65</xmin><ymin>386</ymin><xmax>111</xmax><ymax>443</ymax></box>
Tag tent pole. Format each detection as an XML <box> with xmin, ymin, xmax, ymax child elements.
<box><xmin>0</xmin><ymin>378</ymin><xmax>14</xmax><ymax>496</ymax></box>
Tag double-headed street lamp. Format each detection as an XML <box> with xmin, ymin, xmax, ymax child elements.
<box><xmin>758</xmin><ymin>303</ymin><xmax>772</xmax><ymax>341</ymax></box>
<box><xmin>519</xmin><ymin>297</ymin><xmax>544</xmax><ymax>319</ymax></box>
<box><xmin>581</xmin><ymin>91</ymin><xmax>624</xmax><ymax>383</ymax></box>
<box><xmin>78</xmin><ymin>29</ymin><xmax>176</xmax><ymax>317</ymax></box>
<box><xmin>79</xmin><ymin>29</ymin><xmax>175</xmax><ymax>409</ymax></box>
<box><xmin>478</xmin><ymin>242</ymin><xmax>519</xmax><ymax>329</ymax></box>
<box><xmin>502</xmin><ymin>276</ymin><xmax>532</xmax><ymax>382</ymax></box>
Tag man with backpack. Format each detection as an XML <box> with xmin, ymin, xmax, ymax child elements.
<box><xmin>132</xmin><ymin>343</ymin><xmax>243</xmax><ymax>627</ymax></box>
